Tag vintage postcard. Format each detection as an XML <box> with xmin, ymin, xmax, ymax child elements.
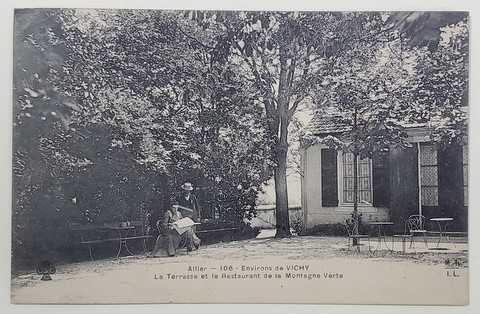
<box><xmin>10</xmin><ymin>7</ymin><xmax>469</xmax><ymax>305</ymax></box>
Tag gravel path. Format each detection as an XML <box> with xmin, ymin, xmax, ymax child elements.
<box><xmin>11</xmin><ymin>234</ymin><xmax>469</xmax><ymax>305</ymax></box>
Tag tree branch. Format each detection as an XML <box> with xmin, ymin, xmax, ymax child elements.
<box><xmin>233</xmin><ymin>40</ymin><xmax>279</xmax><ymax>131</ymax></box>
<box><xmin>358</xmin><ymin>25</ymin><xmax>395</xmax><ymax>42</ymax></box>
<box><xmin>286</xmin><ymin>57</ymin><xmax>311</xmax><ymax>119</ymax></box>
<box><xmin>286</xmin><ymin>57</ymin><xmax>296</xmax><ymax>90</ymax></box>
<box><xmin>252</xmin><ymin>37</ymin><xmax>277</xmax><ymax>98</ymax></box>
<box><xmin>286</xmin><ymin>96</ymin><xmax>303</xmax><ymax>120</ymax></box>
<box><xmin>173</xmin><ymin>21</ymin><xmax>215</xmax><ymax>50</ymax></box>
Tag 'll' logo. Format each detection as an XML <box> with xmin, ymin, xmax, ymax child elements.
<box><xmin>444</xmin><ymin>258</ymin><xmax>462</xmax><ymax>269</ymax></box>
<box><xmin>36</xmin><ymin>260</ymin><xmax>56</xmax><ymax>281</ymax></box>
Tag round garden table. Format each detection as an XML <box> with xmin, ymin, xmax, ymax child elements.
<box><xmin>429</xmin><ymin>217</ymin><xmax>454</xmax><ymax>250</ymax></box>
<box><xmin>367</xmin><ymin>221</ymin><xmax>395</xmax><ymax>253</ymax></box>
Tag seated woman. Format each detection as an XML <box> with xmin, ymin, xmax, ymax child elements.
<box><xmin>148</xmin><ymin>202</ymin><xmax>200</xmax><ymax>257</ymax></box>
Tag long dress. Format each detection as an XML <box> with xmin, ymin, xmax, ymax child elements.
<box><xmin>149</xmin><ymin>210</ymin><xmax>200</xmax><ymax>257</ymax></box>
<box><xmin>149</xmin><ymin>210</ymin><xmax>182</xmax><ymax>257</ymax></box>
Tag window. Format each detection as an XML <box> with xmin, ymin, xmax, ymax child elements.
<box><xmin>321</xmin><ymin>148</ymin><xmax>389</xmax><ymax>208</ymax></box>
<box><xmin>420</xmin><ymin>143</ymin><xmax>438</xmax><ymax>206</ymax></box>
<box><xmin>342</xmin><ymin>153</ymin><xmax>372</xmax><ymax>204</ymax></box>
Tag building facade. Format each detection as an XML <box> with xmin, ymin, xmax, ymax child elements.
<box><xmin>300</xmin><ymin>114</ymin><xmax>468</xmax><ymax>233</ymax></box>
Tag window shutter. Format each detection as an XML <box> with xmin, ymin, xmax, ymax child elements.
<box><xmin>321</xmin><ymin>148</ymin><xmax>338</xmax><ymax>207</ymax></box>
<box><xmin>373</xmin><ymin>151</ymin><xmax>390</xmax><ymax>207</ymax></box>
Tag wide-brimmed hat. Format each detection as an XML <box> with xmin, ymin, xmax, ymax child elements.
<box><xmin>181</xmin><ymin>182</ymin><xmax>194</xmax><ymax>191</ymax></box>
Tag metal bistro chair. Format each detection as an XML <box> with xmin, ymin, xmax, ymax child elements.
<box><xmin>344</xmin><ymin>218</ymin><xmax>371</xmax><ymax>255</ymax></box>
<box><xmin>392</xmin><ymin>214</ymin><xmax>428</xmax><ymax>254</ymax></box>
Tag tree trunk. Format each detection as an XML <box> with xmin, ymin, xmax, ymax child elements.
<box><xmin>274</xmin><ymin>149</ymin><xmax>291</xmax><ymax>237</ymax></box>
<box><xmin>352</xmin><ymin>151</ymin><xmax>359</xmax><ymax>244</ymax></box>
<box><xmin>352</xmin><ymin>108</ymin><xmax>359</xmax><ymax>244</ymax></box>
<box><xmin>273</xmin><ymin>45</ymin><xmax>292</xmax><ymax>238</ymax></box>
<box><xmin>274</xmin><ymin>115</ymin><xmax>291</xmax><ymax>238</ymax></box>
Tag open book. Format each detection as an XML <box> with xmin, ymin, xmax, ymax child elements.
<box><xmin>172</xmin><ymin>217</ymin><xmax>201</xmax><ymax>235</ymax></box>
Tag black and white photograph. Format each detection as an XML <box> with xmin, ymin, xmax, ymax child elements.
<box><xmin>7</xmin><ymin>2</ymin><xmax>472</xmax><ymax>306</ymax></box>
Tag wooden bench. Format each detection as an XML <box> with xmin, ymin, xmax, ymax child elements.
<box><xmin>70</xmin><ymin>221</ymin><xmax>152</xmax><ymax>260</ymax></box>
<box><xmin>196</xmin><ymin>227</ymin><xmax>239</xmax><ymax>242</ymax></box>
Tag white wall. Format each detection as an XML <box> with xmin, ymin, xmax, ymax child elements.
<box><xmin>247</xmin><ymin>205</ymin><xmax>303</xmax><ymax>229</ymax></box>
<box><xmin>257</xmin><ymin>176</ymin><xmax>302</xmax><ymax>206</ymax></box>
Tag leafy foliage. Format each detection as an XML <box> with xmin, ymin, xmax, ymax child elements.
<box><xmin>387</xmin><ymin>12</ymin><xmax>468</xmax><ymax>52</ymax></box>
<box><xmin>412</xmin><ymin>19</ymin><xmax>469</xmax><ymax>145</ymax></box>
<box><xmin>318</xmin><ymin>30</ymin><xmax>416</xmax><ymax>156</ymax></box>
<box><xmin>12</xmin><ymin>9</ymin><xmax>274</xmax><ymax>268</ymax></box>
